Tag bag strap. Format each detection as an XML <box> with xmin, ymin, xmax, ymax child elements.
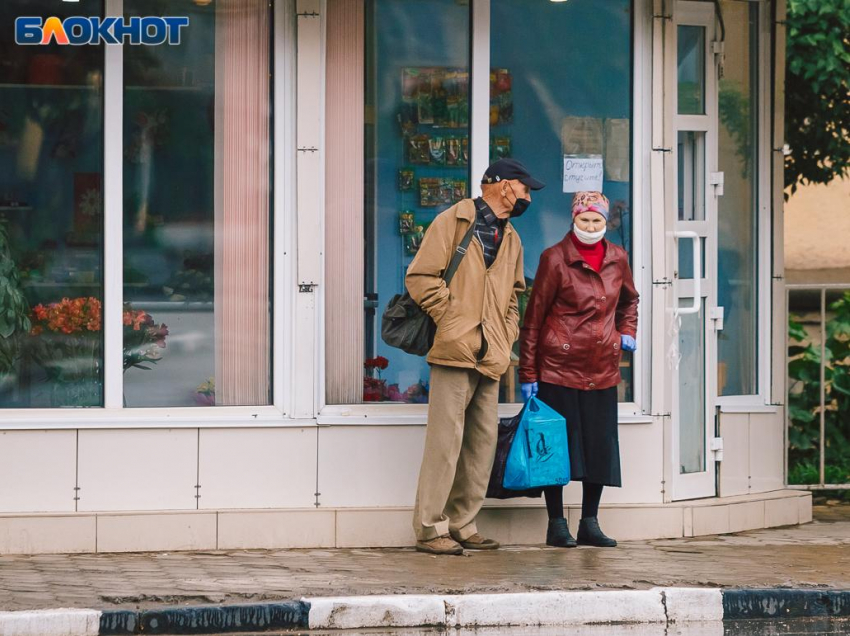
<box><xmin>443</xmin><ymin>222</ymin><xmax>476</xmax><ymax>287</ymax></box>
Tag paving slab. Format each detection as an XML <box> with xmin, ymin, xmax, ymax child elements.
<box><xmin>0</xmin><ymin>506</ymin><xmax>847</xmax><ymax>613</ymax></box>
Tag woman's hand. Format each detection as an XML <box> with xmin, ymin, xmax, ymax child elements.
<box><xmin>620</xmin><ymin>335</ymin><xmax>637</xmax><ymax>352</ymax></box>
<box><xmin>521</xmin><ymin>382</ymin><xmax>538</xmax><ymax>402</ymax></box>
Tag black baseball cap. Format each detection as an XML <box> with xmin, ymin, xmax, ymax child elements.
<box><xmin>481</xmin><ymin>158</ymin><xmax>546</xmax><ymax>190</ymax></box>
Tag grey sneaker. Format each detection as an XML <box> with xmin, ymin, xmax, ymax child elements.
<box><xmin>415</xmin><ymin>536</ymin><xmax>464</xmax><ymax>555</ymax></box>
<box><xmin>455</xmin><ymin>533</ymin><xmax>500</xmax><ymax>550</ymax></box>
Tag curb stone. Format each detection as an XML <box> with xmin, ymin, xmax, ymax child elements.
<box><xmin>1</xmin><ymin>589</ymin><xmax>848</xmax><ymax>635</ymax></box>
<box><xmin>0</xmin><ymin>609</ymin><xmax>101</xmax><ymax>636</ymax></box>
<box><xmin>97</xmin><ymin>601</ymin><xmax>309</xmax><ymax>635</ymax></box>
<box><xmin>442</xmin><ymin>590</ymin><xmax>666</xmax><ymax>627</ymax></box>
<box><xmin>722</xmin><ymin>589</ymin><xmax>850</xmax><ymax>620</ymax></box>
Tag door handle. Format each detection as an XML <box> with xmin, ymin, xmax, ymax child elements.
<box><xmin>674</xmin><ymin>231</ymin><xmax>701</xmax><ymax>316</ymax></box>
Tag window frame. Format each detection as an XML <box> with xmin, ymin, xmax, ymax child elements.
<box><xmin>318</xmin><ymin>0</ymin><xmax>654</xmax><ymax>423</ymax></box>
<box><xmin>3</xmin><ymin>0</ymin><xmax>295</xmax><ymax>427</ymax></box>
<box><xmin>714</xmin><ymin>0</ymin><xmax>774</xmax><ymax>410</ymax></box>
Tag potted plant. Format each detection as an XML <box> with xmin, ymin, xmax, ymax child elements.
<box><xmin>0</xmin><ymin>220</ymin><xmax>31</xmax><ymax>396</ymax></box>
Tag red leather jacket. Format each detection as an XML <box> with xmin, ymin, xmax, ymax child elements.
<box><xmin>519</xmin><ymin>233</ymin><xmax>639</xmax><ymax>390</ymax></box>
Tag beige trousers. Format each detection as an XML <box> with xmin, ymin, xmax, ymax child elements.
<box><xmin>413</xmin><ymin>364</ymin><xmax>500</xmax><ymax>541</ymax></box>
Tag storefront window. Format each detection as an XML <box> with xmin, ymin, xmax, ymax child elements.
<box><xmin>123</xmin><ymin>0</ymin><xmax>272</xmax><ymax>407</ymax></box>
<box><xmin>716</xmin><ymin>1</ymin><xmax>759</xmax><ymax>397</ymax></box>
<box><xmin>490</xmin><ymin>0</ymin><xmax>634</xmax><ymax>402</ymax></box>
<box><xmin>0</xmin><ymin>0</ymin><xmax>104</xmax><ymax>408</ymax></box>
<box><xmin>362</xmin><ymin>0</ymin><xmax>471</xmax><ymax>404</ymax></box>
<box><xmin>333</xmin><ymin>0</ymin><xmax>634</xmax><ymax>405</ymax></box>
<box><xmin>678</xmin><ymin>25</ymin><xmax>706</xmax><ymax>115</ymax></box>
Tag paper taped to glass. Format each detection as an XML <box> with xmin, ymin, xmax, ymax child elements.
<box><xmin>563</xmin><ymin>155</ymin><xmax>604</xmax><ymax>193</ymax></box>
<box><xmin>604</xmin><ymin>118</ymin><xmax>630</xmax><ymax>182</ymax></box>
<box><xmin>560</xmin><ymin>116</ymin><xmax>604</xmax><ymax>156</ymax></box>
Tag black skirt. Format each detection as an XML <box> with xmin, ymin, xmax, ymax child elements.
<box><xmin>537</xmin><ymin>382</ymin><xmax>621</xmax><ymax>487</ymax></box>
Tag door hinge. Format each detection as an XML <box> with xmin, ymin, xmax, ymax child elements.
<box><xmin>713</xmin><ymin>40</ymin><xmax>726</xmax><ymax>79</ymax></box>
<box><xmin>709</xmin><ymin>171</ymin><xmax>725</xmax><ymax>196</ymax></box>
<box><xmin>711</xmin><ymin>436</ymin><xmax>724</xmax><ymax>462</ymax></box>
<box><xmin>710</xmin><ymin>306</ymin><xmax>725</xmax><ymax>332</ymax></box>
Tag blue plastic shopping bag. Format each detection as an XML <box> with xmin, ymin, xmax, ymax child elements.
<box><xmin>503</xmin><ymin>397</ymin><xmax>570</xmax><ymax>490</ymax></box>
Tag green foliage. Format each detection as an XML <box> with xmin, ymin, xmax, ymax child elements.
<box><xmin>787</xmin><ymin>292</ymin><xmax>850</xmax><ymax>486</ymax></box>
<box><xmin>0</xmin><ymin>220</ymin><xmax>31</xmax><ymax>373</ymax></box>
<box><xmin>719</xmin><ymin>82</ymin><xmax>752</xmax><ymax>180</ymax></box>
<box><xmin>785</xmin><ymin>0</ymin><xmax>850</xmax><ymax>194</ymax></box>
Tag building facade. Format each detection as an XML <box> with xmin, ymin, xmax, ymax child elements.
<box><xmin>0</xmin><ymin>0</ymin><xmax>809</xmax><ymax>555</ymax></box>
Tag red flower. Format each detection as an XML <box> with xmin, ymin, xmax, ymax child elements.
<box><xmin>364</xmin><ymin>356</ymin><xmax>390</xmax><ymax>371</ymax></box>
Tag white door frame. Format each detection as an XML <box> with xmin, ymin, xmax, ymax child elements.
<box><xmin>669</xmin><ymin>0</ymin><xmax>720</xmax><ymax>501</ymax></box>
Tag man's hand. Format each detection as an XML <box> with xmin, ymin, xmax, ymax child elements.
<box><xmin>621</xmin><ymin>335</ymin><xmax>637</xmax><ymax>352</ymax></box>
<box><xmin>521</xmin><ymin>382</ymin><xmax>538</xmax><ymax>402</ymax></box>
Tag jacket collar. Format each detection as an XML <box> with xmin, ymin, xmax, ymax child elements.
<box><xmin>457</xmin><ymin>198</ymin><xmax>514</xmax><ymax>238</ymax></box>
<box><xmin>561</xmin><ymin>231</ymin><xmax>618</xmax><ymax>268</ymax></box>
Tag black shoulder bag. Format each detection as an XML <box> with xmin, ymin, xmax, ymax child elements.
<box><xmin>381</xmin><ymin>222</ymin><xmax>476</xmax><ymax>357</ymax></box>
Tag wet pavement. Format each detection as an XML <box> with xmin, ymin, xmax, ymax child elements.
<box><xmin>0</xmin><ymin>506</ymin><xmax>848</xmax><ymax>612</ymax></box>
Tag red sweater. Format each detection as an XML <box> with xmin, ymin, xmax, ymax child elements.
<box><xmin>570</xmin><ymin>231</ymin><xmax>605</xmax><ymax>272</ymax></box>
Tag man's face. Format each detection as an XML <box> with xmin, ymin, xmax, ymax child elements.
<box><xmin>489</xmin><ymin>179</ymin><xmax>530</xmax><ymax>219</ymax></box>
<box><xmin>505</xmin><ymin>180</ymin><xmax>531</xmax><ymax>203</ymax></box>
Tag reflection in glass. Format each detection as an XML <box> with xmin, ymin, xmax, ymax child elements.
<box><xmin>716</xmin><ymin>1</ymin><xmax>758</xmax><ymax>396</ymax></box>
<box><xmin>786</xmin><ymin>289</ymin><xmax>822</xmax><ymax>485</ymax></box>
<box><xmin>363</xmin><ymin>0</ymin><xmax>471</xmax><ymax>404</ymax></box>
<box><xmin>677</xmin><ymin>131</ymin><xmax>705</xmax><ymax>221</ymax></box>
<box><xmin>0</xmin><ymin>0</ymin><xmax>104</xmax><ymax>408</ymax></box>
<box><xmin>123</xmin><ymin>0</ymin><xmax>272</xmax><ymax>407</ymax></box>
<box><xmin>490</xmin><ymin>0</ymin><xmax>633</xmax><ymax>402</ymax></box>
<box><xmin>679</xmin><ymin>301</ymin><xmax>706</xmax><ymax>475</ymax></box>
<box><xmin>678</xmin><ymin>236</ymin><xmax>706</xmax><ymax>280</ymax></box>
<box><xmin>677</xmin><ymin>25</ymin><xmax>705</xmax><ymax>115</ymax></box>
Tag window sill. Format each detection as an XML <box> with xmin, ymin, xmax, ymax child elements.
<box><xmin>0</xmin><ymin>406</ymin><xmax>318</xmax><ymax>430</ymax></box>
<box><xmin>317</xmin><ymin>403</ymin><xmax>654</xmax><ymax>426</ymax></box>
<box><xmin>718</xmin><ymin>403</ymin><xmax>780</xmax><ymax>414</ymax></box>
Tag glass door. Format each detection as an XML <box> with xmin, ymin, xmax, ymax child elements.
<box><xmin>671</xmin><ymin>1</ymin><xmax>720</xmax><ymax>500</ymax></box>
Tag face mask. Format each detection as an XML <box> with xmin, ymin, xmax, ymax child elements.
<box><xmin>505</xmin><ymin>184</ymin><xmax>530</xmax><ymax>218</ymax></box>
<box><xmin>573</xmin><ymin>225</ymin><xmax>606</xmax><ymax>245</ymax></box>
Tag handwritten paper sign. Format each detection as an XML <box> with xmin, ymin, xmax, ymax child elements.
<box><xmin>562</xmin><ymin>155</ymin><xmax>604</xmax><ymax>193</ymax></box>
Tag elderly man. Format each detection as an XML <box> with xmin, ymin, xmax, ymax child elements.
<box><xmin>406</xmin><ymin>159</ymin><xmax>545</xmax><ymax>555</ymax></box>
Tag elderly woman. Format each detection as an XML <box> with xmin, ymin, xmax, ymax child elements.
<box><xmin>519</xmin><ymin>191</ymin><xmax>639</xmax><ymax>548</ymax></box>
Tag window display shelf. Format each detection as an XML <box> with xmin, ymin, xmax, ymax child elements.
<box><xmin>0</xmin><ymin>83</ymin><xmax>99</xmax><ymax>90</ymax></box>
<box><xmin>125</xmin><ymin>85</ymin><xmax>211</xmax><ymax>92</ymax></box>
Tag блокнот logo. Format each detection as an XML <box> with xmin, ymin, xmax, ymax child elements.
<box><xmin>15</xmin><ymin>16</ymin><xmax>189</xmax><ymax>45</ymax></box>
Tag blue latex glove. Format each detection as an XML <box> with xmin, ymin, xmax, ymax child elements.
<box><xmin>521</xmin><ymin>382</ymin><xmax>538</xmax><ymax>402</ymax></box>
<box><xmin>621</xmin><ymin>334</ymin><xmax>637</xmax><ymax>352</ymax></box>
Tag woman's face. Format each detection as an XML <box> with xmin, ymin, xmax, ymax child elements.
<box><xmin>574</xmin><ymin>211</ymin><xmax>607</xmax><ymax>233</ymax></box>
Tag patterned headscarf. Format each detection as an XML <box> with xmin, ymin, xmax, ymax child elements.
<box><xmin>571</xmin><ymin>191</ymin><xmax>609</xmax><ymax>221</ymax></box>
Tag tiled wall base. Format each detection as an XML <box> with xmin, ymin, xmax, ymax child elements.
<box><xmin>0</xmin><ymin>490</ymin><xmax>811</xmax><ymax>555</ymax></box>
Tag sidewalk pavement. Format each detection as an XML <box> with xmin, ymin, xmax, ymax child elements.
<box><xmin>0</xmin><ymin>505</ymin><xmax>848</xmax><ymax>615</ymax></box>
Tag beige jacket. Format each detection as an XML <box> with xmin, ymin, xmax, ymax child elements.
<box><xmin>406</xmin><ymin>199</ymin><xmax>525</xmax><ymax>381</ymax></box>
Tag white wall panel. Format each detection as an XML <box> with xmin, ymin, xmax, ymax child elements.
<box><xmin>198</xmin><ymin>427</ymin><xmax>317</xmax><ymax>509</ymax></box>
<box><xmin>0</xmin><ymin>430</ymin><xmax>76</xmax><ymax>512</ymax></box>
<box><xmin>77</xmin><ymin>429</ymin><xmax>198</xmax><ymax>511</ymax></box>
<box><xmin>561</xmin><ymin>421</ymin><xmax>665</xmax><ymax>505</ymax></box>
<box><xmin>318</xmin><ymin>426</ymin><xmax>424</xmax><ymax>508</ymax></box>
<box><xmin>749</xmin><ymin>412</ymin><xmax>785</xmax><ymax>493</ymax></box>
<box><xmin>719</xmin><ymin>413</ymin><xmax>750</xmax><ymax>497</ymax></box>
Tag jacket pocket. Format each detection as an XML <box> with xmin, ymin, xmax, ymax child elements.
<box><xmin>541</xmin><ymin>317</ymin><xmax>572</xmax><ymax>359</ymax></box>
<box><xmin>434</xmin><ymin>293</ymin><xmax>458</xmax><ymax>328</ymax></box>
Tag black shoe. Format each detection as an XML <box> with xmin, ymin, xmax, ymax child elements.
<box><xmin>577</xmin><ymin>517</ymin><xmax>617</xmax><ymax>547</ymax></box>
<box><xmin>546</xmin><ymin>518</ymin><xmax>577</xmax><ymax>548</ymax></box>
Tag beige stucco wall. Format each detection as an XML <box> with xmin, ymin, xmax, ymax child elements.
<box><xmin>785</xmin><ymin>178</ymin><xmax>850</xmax><ymax>271</ymax></box>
